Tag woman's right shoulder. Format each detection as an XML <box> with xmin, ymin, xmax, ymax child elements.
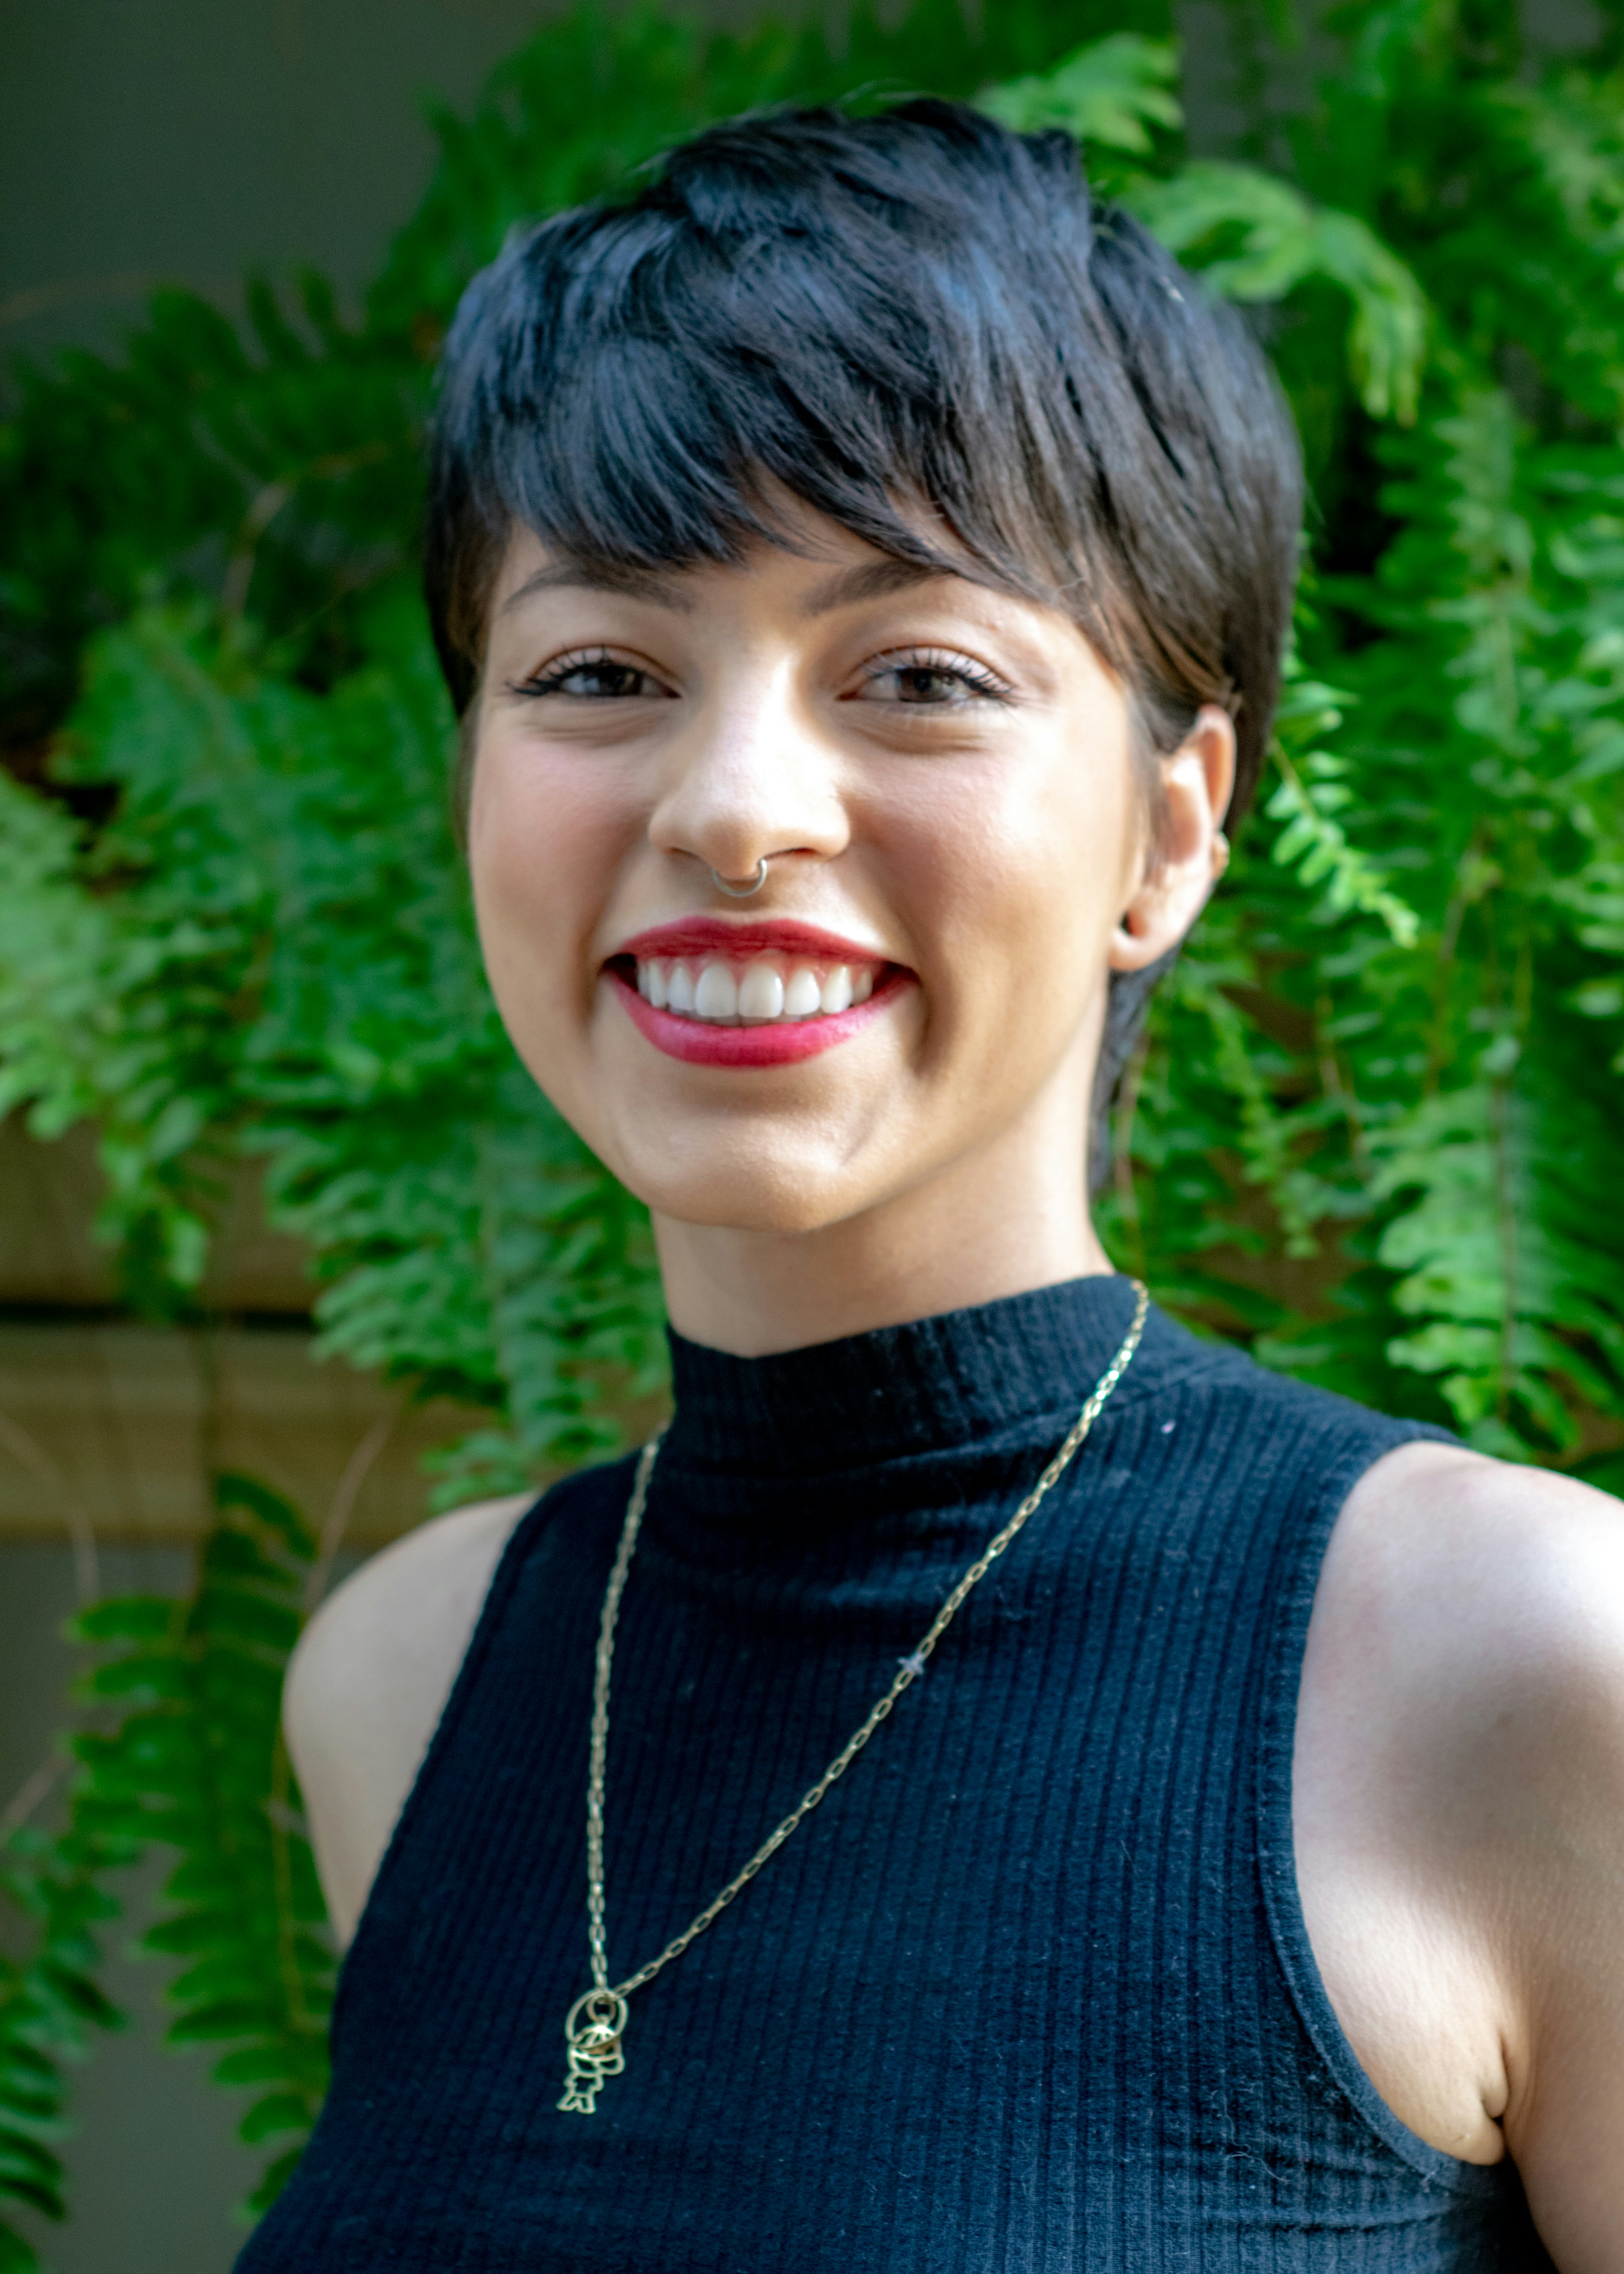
<box><xmin>283</xmin><ymin>1491</ymin><xmax>538</xmax><ymax>1947</ymax></box>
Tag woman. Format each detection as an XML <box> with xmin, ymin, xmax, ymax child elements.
<box><xmin>242</xmin><ymin>103</ymin><xmax>1620</xmax><ymax>2270</ymax></box>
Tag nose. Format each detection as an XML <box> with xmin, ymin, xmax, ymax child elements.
<box><xmin>647</xmin><ymin>665</ymin><xmax>850</xmax><ymax>889</ymax></box>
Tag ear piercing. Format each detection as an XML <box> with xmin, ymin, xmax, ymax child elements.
<box><xmin>709</xmin><ymin>858</ymin><xmax>769</xmax><ymax>899</ymax></box>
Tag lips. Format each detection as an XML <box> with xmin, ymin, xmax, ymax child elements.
<box><xmin>604</xmin><ymin>917</ymin><xmax>907</xmax><ymax>1067</ymax></box>
<box><xmin>615</xmin><ymin>917</ymin><xmax>888</xmax><ymax>966</ymax></box>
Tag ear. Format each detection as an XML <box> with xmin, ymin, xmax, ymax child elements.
<box><xmin>1108</xmin><ymin>705</ymin><xmax>1236</xmax><ymax>974</ymax></box>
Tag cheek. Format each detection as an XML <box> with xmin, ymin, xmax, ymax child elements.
<box><xmin>467</xmin><ymin>731</ymin><xmax>621</xmax><ymax>1020</ymax></box>
<box><xmin>882</xmin><ymin>736</ymin><xmax>1136</xmax><ymax>1009</ymax></box>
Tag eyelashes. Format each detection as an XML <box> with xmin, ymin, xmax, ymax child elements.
<box><xmin>854</xmin><ymin>647</ymin><xmax>1014</xmax><ymax>707</ymax></box>
<box><xmin>507</xmin><ymin>643</ymin><xmax>1015</xmax><ymax>707</ymax></box>
<box><xmin>508</xmin><ymin>648</ymin><xmax>673</xmax><ymax>701</ymax></box>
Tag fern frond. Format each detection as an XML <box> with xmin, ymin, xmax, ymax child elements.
<box><xmin>63</xmin><ymin>1474</ymin><xmax>335</xmax><ymax>2219</ymax></box>
<box><xmin>977</xmin><ymin>35</ymin><xmax>1181</xmax><ymax>152</ymax></box>
<box><xmin>1125</xmin><ymin>162</ymin><xmax>1428</xmax><ymax>421</ymax></box>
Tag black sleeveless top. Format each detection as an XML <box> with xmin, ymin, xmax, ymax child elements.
<box><xmin>240</xmin><ymin>1278</ymin><xmax>1555</xmax><ymax>2270</ymax></box>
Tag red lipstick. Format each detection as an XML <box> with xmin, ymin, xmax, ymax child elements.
<box><xmin>602</xmin><ymin>916</ymin><xmax>908</xmax><ymax>1068</ymax></box>
<box><xmin>614</xmin><ymin>917</ymin><xmax>887</xmax><ymax>966</ymax></box>
<box><xmin>607</xmin><ymin>967</ymin><xmax>904</xmax><ymax>1066</ymax></box>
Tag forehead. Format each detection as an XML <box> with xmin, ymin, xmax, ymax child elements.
<box><xmin>485</xmin><ymin>507</ymin><xmax>1092</xmax><ymax>650</ymax></box>
<box><xmin>494</xmin><ymin>537</ymin><xmax>951</xmax><ymax>622</ymax></box>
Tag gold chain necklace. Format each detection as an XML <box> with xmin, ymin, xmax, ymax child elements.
<box><xmin>558</xmin><ymin>1277</ymin><xmax>1150</xmax><ymax>2115</ymax></box>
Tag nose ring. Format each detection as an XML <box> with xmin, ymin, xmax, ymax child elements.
<box><xmin>709</xmin><ymin>857</ymin><xmax>769</xmax><ymax>899</ymax></box>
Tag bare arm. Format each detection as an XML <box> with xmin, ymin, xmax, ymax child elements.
<box><xmin>1300</xmin><ymin>1444</ymin><xmax>1624</xmax><ymax>2271</ymax></box>
<box><xmin>283</xmin><ymin>1494</ymin><xmax>532</xmax><ymax>1948</ymax></box>
<box><xmin>1478</xmin><ymin>1473</ymin><xmax>1624</xmax><ymax>2271</ymax></box>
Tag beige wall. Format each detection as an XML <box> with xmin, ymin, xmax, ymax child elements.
<box><xmin>0</xmin><ymin>1116</ymin><xmax>490</xmax><ymax>1547</ymax></box>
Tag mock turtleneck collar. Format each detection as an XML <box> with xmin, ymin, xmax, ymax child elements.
<box><xmin>662</xmin><ymin>1273</ymin><xmax>1147</xmax><ymax>1481</ymax></box>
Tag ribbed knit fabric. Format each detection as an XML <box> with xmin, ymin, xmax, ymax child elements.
<box><xmin>240</xmin><ymin>1277</ymin><xmax>1555</xmax><ymax>2270</ymax></box>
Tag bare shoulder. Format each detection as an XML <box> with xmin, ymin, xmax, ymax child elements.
<box><xmin>1343</xmin><ymin>1428</ymin><xmax>1624</xmax><ymax>1534</ymax></box>
<box><xmin>1329</xmin><ymin>1437</ymin><xmax>1624</xmax><ymax>1677</ymax></box>
<box><xmin>1319</xmin><ymin>1438</ymin><xmax>1624</xmax><ymax>1831</ymax></box>
<box><xmin>1309</xmin><ymin>1439</ymin><xmax>1624</xmax><ymax>2261</ymax></box>
<box><xmin>285</xmin><ymin>1492</ymin><xmax>534</xmax><ymax>1949</ymax></box>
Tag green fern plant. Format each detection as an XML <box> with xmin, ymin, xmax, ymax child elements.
<box><xmin>69</xmin><ymin>1475</ymin><xmax>333</xmax><ymax>2216</ymax></box>
<box><xmin>0</xmin><ymin>1818</ymin><xmax>127</xmax><ymax>2265</ymax></box>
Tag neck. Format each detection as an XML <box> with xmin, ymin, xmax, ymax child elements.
<box><xmin>653</xmin><ymin>1072</ymin><xmax>1112</xmax><ymax>1358</ymax></box>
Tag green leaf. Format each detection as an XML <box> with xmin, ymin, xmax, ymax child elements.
<box><xmin>65</xmin><ymin>1597</ymin><xmax>177</xmax><ymax>1645</ymax></box>
<box><xmin>978</xmin><ymin>35</ymin><xmax>1181</xmax><ymax>154</ymax></box>
<box><xmin>0</xmin><ymin>2136</ymin><xmax>61</xmax><ymax>2190</ymax></box>
<box><xmin>1264</xmin><ymin>747</ymin><xmax>1422</xmax><ymax>945</ymax></box>
<box><xmin>1124</xmin><ymin>162</ymin><xmax>1429</xmax><ymax>421</ymax></box>
<box><xmin>212</xmin><ymin>2041</ymin><xmax>330</xmax><ymax>2092</ymax></box>
<box><xmin>0</xmin><ymin>2183</ymin><xmax>61</xmax><ymax>2227</ymax></box>
<box><xmin>165</xmin><ymin>1998</ymin><xmax>287</xmax><ymax>2046</ymax></box>
<box><xmin>238</xmin><ymin>2090</ymin><xmax>315</xmax><ymax>2145</ymax></box>
<box><xmin>189</xmin><ymin>1588</ymin><xmax>301</xmax><ymax>1654</ymax></box>
<box><xmin>0</xmin><ymin>2222</ymin><xmax>47</xmax><ymax>2271</ymax></box>
<box><xmin>214</xmin><ymin>1473</ymin><xmax>315</xmax><ymax>1560</ymax></box>
<box><xmin>31</xmin><ymin>1965</ymin><xmax>121</xmax><ymax>2033</ymax></box>
<box><xmin>243</xmin><ymin>2143</ymin><xmax>307</xmax><ymax>2217</ymax></box>
<box><xmin>0</xmin><ymin>2051</ymin><xmax>56</xmax><ymax>2098</ymax></box>
<box><xmin>142</xmin><ymin>1908</ymin><xmax>264</xmax><ymax>1958</ymax></box>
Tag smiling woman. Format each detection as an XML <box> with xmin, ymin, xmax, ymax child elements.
<box><xmin>237</xmin><ymin>101</ymin><xmax>1617</xmax><ymax>2274</ymax></box>
<box><xmin>468</xmin><ymin>513</ymin><xmax>1235</xmax><ymax>1346</ymax></box>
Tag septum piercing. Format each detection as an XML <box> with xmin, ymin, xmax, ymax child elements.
<box><xmin>709</xmin><ymin>857</ymin><xmax>769</xmax><ymax>899</ymax></box>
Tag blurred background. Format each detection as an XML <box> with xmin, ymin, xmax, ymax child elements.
<box><xmin>2</xmin><ymin>0</ymin><xmax>1620</xmax><ymax>2268</ymax></box>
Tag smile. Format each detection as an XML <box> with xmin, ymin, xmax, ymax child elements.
<box><xmin>605</xmin><ymin>919</ymin><xmax>906</xmax><ymax>1067</ymax></box>
<box><xmin>635</xmin><ymin>954</ymin><xmax>876</xmax><ymax>1023</ymax></box>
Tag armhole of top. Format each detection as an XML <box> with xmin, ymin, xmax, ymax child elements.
<box><xmin>1254</xmin><ymin>1418</ymin><xmax>1507</xmax><ymax>2201</ymax></box>
<box><xmin>332</xmin><ymin>1481</ymin><xmax>573</xmax><ymax>1986</ymax></box>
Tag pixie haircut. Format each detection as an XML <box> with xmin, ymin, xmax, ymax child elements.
<box><xmin>425</xmin><ymin>97</ymin><xmax>1303</xmax><ymax>1173</ymax></box>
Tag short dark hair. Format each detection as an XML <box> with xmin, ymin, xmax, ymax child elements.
<box><xmin>425</xmin><ymin>97</ymin><xmax>1303</xmax><ymax>1177</ymax></box>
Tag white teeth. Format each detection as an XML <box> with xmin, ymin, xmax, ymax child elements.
<box><xmin>737</xmin><ymin>964</ymin><xmax>785</xmax><ymax>1021</ymax></box>
<box><xmin>820</xmin><ymin>965</ymin><xmax>853</xmax><ymax>1015</ymax></box>
<box><xmin>633</xmin><ymin>953</ymin><xmax>883</xmax><ymax>1022</ymax></box>
<box><xmin>783</xmin><ymin>965</ymin><xmax>822</xmax><ymax>1019</ymax></box>
<box><xmin>694</xmin><ymin>962</ymin><xmax>740</xmax><ymax>1020</ymax></box>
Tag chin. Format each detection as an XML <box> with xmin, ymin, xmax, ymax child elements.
<box><xmin>595</xmin><ymin>1099</ymin><xmax>911</xmax><ymax>1237</ymax></box>
<box><xmin>564</xmin><ymin>1017</ymin><xmax>918</xmax><ymax>1237</ymax></box>
<box><xmin>618</xmin><ymin>1151</ymin><xmax>874</xmax><ymax>1239</ymax></box>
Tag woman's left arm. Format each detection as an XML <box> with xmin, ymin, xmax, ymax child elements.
<box><xmin>1375</xmin><ymin>1451</ymin><xmax>1624</xmax><ymax>2271</ymax></box>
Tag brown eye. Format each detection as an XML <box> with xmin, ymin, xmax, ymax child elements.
<box><xmin>854</xmin><ymin>649</ymin><xmax>1011</xmax><ymax>708</ymax></box>
<box><xmin>514</xmin><ymin>651</ymin><xmax>671</xmax><ymax>700</ymax></box>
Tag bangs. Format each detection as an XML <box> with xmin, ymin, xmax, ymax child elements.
<box><xmin>427</xmin><ymin>99</ymin><xmax>1300</xmax><ymax>826</ymax></box>
<box><xmin>428</xmin><ymin>103</ymin><xmax>1144</xmax><ymax>710</ymax></box>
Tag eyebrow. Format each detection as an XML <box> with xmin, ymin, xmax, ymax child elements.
<box><xmin>497</xmin><ymin>560</ymin><xmax>697</xmax><ymax>615</ymax></box>
<box><xmin>797</xmin><ymin>558</ymin><xmax>956</xmax><ymax>616</ymax></box>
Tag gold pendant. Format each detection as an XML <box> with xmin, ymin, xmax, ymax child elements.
<box><xmin>558</xmin><ymin>1988</ymin><xmax>629</xmax><ymax>2114</ymax></box>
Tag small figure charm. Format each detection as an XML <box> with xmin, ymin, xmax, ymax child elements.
<box><xmin>559</xmin><ymin>1988</ymin><xmax>629</xmax><ymax>2114</ymax></box>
